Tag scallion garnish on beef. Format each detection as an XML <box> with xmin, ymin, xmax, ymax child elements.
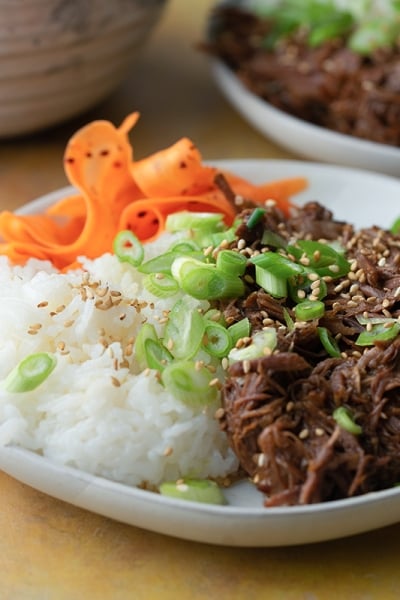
<box><xmin>215</xmin><ymin>198</ymin><xmax>400</xmax><ymax>506</ymax></box>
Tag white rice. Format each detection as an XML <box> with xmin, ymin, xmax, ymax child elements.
<box><xmin>0</xmin><ymin>235</ymin><xmax>238</xmax><ymax>488</ymax></box>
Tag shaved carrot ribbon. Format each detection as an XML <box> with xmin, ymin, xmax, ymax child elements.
<box><xmin>0</xmin><ymin>112</ymin><xmax>307</xmax><ymax>270</ymax></box>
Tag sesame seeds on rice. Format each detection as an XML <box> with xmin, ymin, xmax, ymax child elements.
<box><xmin>0</xmin><ymin>239</ymin><xmax>238</xmax><ymax>488</ymax></box>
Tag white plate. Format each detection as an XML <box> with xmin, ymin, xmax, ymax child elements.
<box><xmin>1</xmin><ymin>159</ymin><xmax>400</xmax><ymax>547</ymax></box>
<box><xmin>212</xmin><ymin>60</ymin><xmax>400</xmax><ymax>178</ymax></box>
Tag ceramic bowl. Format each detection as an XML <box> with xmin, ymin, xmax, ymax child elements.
<box><xmin>0</xmin><ymin>0</ymin><xmax>168</xmax><ymax>137</ymax></box>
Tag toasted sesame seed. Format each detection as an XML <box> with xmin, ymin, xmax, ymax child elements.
<box><xmin>95</xmin><ymin>287</ymin><xmax>109</xmax><ymax>298</ymax></box>
<box><xmin>111</xmin><ymin>376</ymin><xmax>121</xmax><ymax>387</ymax></box>
<box><xmin>350</xmin><ymin>260</ymin><xmax>358</xmax><ymax>272</ymax></box>
<box><xmin>257</xmin><ymin>453</ymin><xmax>266</xmax><ymax>467</ymax></box>
<box><xmin>163</xmin><ymin>446</ymin><xmax>173</xmax><ymax>457</ymax></box>
<box><xmin>313</xmin><ymin>250</ymin><xmax>321</xmax><ymax>262</ymax></box>
<box><xmin>308</xmin><ymin>272</ymin><xmax>319</xmax><ymax>281</ymax></box>
<box><xmin>221</xmin><ymin>357</ymin><xmax>229</xmax><ymax>370</ymax></box>
<box><xmin>310</xmin><ymin>280</ymin><xmax>320</xmax><ymax>290</ymax></box>
<box><xmin>209</xmin><ymin>377</ymin><xmax>221</xmax><ymax>389</ymax></box>
<box><xmin>329</xmin><ymin>264</ymin><xmax>340</xmax><ymax>273</ymax></box>
<box><xmin>176</xmin><ymin>483</ymin><xmax>189</xmax><ymax>492</ymax></box>
<box><xmin>299</xmin><ymin>428</ymin><xmax>309</xmax><ymax>440</ymax></box>
<box><xmin>349</xmin><ymin>284</ymin><xmax>359</xmax><ymax>294</ymax></box>
<box><xmin>214</xmin><ymin>407</ymin><xmax>225</xmax><ymax>420</ymax></box>
<box><xmin>234</xmin><ymin>195</ymin><xmax>244</xmax><ymax>206</ymax></box>
<box><xmin>37</xmin><ymin>301</ymin><xmax>48</xmax><ymax>308</ymax></box>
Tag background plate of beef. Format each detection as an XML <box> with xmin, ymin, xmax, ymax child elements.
<box><xmin>1</xmin><ymin>160</ymin><xmax>400</xmax><ymax>547</ymax></box>
<box><xmin>211</xmin><ymin>60</ymin><xmax>400</xmax><ymax>177</ymax></box>
<box><xmin>204</xmin><ymin>0</ymin><xmax>400</xmax><ymax>177</ymax></box>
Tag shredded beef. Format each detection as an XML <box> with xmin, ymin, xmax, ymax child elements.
<box><xmin>215</xmin><ymin>200</ymin><xmax>400</xmax><ymax>506</ymax></box>
<box><xmin>203</xmin><ymin>6</ymin><xmax>400</xmax><ymax>147</ymax></box>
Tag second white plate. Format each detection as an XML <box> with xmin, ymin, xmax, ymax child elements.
<box><xmin>212</xmin><ymin>60</ymin><xmax>400</xmax><ymax>178</ymax></box>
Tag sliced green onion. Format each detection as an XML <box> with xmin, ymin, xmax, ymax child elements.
<box><xmin>138</xmin><ymin>251</ymin><xmax>180</xmax><ymax>275</ymax></box>
<box><xmin>227</xmin><ymin>317</ymin><xmax>251</xmax><ymax>345</ymax></box>
<box><xmin>203</xmin><ymin>308</ymin><xmax>226</xmax><ymax>326</ymax></box>
<box><xmin>294</xmin><ymin>300</ymin><xmax>325</xmax><ymax>321</ymax></box>
<box><xmin>144</xmin><ymin>338</ymin><xmax>173</xmax><ymax>372</ymax></box>
<box><xmin>355</xmin><ymin>322</ymin><xmax>400</xmax><ymax>346</ymax></box>
<box><xmin>255</xmin><ymin>265</ymin><xmax>287</xmax><ymax>298</ymax></box>
<box><xmin>165</xmin><ymin>211</ymin><xmax>224</xmax><ymax>233</ymax></box>
<box><xmin>246</xmin><ymin>207</ymin><xmax>266</xmax><ymax>229</ymax></box>
<box><xmin>164</xmin><ymin>297</ymin><xmax>205</xmax><ymax>359</ymax></box>
<box><xmin>317</xmin><ymin>326</ymin><xmax>341</xmax><ymax>358</ymax></box>
<box><xmin>138</xmin><ymin>250</ymin><xmax>204</xmax><ymax>275</ymax></box>
<box><xmin>171</xmin><ymin>256</ymin><xmax>208</xmax><ymax>282</ymax></box>
<box><xmin>356</xmin><ymin>315</ymin><xmax>396</xmax><ymax>326</ymax></box>
<box><xmin>333</xmin><ymin>406</ymin><xmax>362</xmax><ymax>436</ymax></box>
<box><xmin>134</xmin><ymin>323</ymin><xmax>159</xmax><ymax>371</ymax></box>
<box><xmin>207</xmin><ymin>227</ymin><xmax>237</xmax><ymax>247</ymax></box>
<box><xmin>159</xmin><ymin>478</ymin><xmax>226</xmax><ymax>505</ymax></box>
<box><xmin>261</xmin><ymin>229</ymin><xmax>287</xmax><ymax>249</ymax></box>
<box><xmin>216</xmin><ymin>250</ymin><xmax>247</xmax><ymax>276</ymax></box>
<box><xmin>349</xmin><ymin>18</ymin><xmax>400</xmax><ymax>55</ymax></box>
<box><xmin>287</xmin><ymin>240</ymin><xmax>350</xmax><ymax>278</ymax></box>
<box><xmin>143</xmin><ymin>272</ymin><xmax>180</xmax><ymax>298</ymax></box>
<box><xmin>390</xmin><ymin>216</ymin><xmax>400</xmax><ymax>236</ymax></box>
<box><xmin>282</xmin><ymin>307</ymin><xmax>295</xmax><ymax>332</ymax></box>
<box><xmin>168</xmin><ymin>239</ymin><xmax>201</xmax><ymax>253</ymax></box>
<box><xmin>308</xmin><ymin>13</ymin><xmax>354</xmax><ymax>47</ymax></box>
<box><xmin>161</xmin><ymin>360</ymin><xmax>218</xmax><ymax>406</ymax></box>
<box><xmin>172</xmin><ymin>257</ymin><xmax>244</xmax><ymax>300</ymax></box>
<box><xmin>4</xmin><ymin>352</ymin><xmax>57</xmax><ymax>393</ymax></box>
<box><xmin>250</xmin><ymin>252</ymin><xmax>303</xmax><ymax>278</ymax></box>
<box><xmin>113</xmin><ymin>230</ymin><xmax>144</xmax><ymax>267</ymax></box>
<box><xmin>202</xmin><ymin>322</ymin><xmax>233</xmax><ymax>358</ymax></box>
<box><xmin>183</xmin><ymin>268</ymin><xmax>244</xmax><ymax>300</ymax></box>
<box><xmin>228</xmin><ymin>328</ymin><xmax>277</xmax><ymax>364</ymax></box>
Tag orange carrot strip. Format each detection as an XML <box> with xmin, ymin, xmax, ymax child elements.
<box><xmin>0</xmin><ymin>212</ymin><xmax>62</xmax><ymax>244</ymax></box>
<box><xmin>46</xmin><ymin>194</ymin><xmax>86</xmax><ymax>219</ymax></box>
<box><xmin>119</xmin><ymin>192</ymin><xmax>237</xmax><ymax>242</ymax></box>
<box><xmin>222</xmin><ymin>173</ymin><xmax>308</xmax><ymax>214</ymax></box>
<box><xmin>131</xmin><ymin>138</ymin><xmax>218</xmax><ymax>197</ymax></box>
<box><xmin>0</xmin><ymin>111</ymin><xmax>308</xmax><ymax>270</ymax></box>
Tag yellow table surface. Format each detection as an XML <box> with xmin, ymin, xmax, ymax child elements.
<box><xmin>0</xmin><ymin>1</ymin><xmax>399</xmax><ymax>598</ymax></box>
